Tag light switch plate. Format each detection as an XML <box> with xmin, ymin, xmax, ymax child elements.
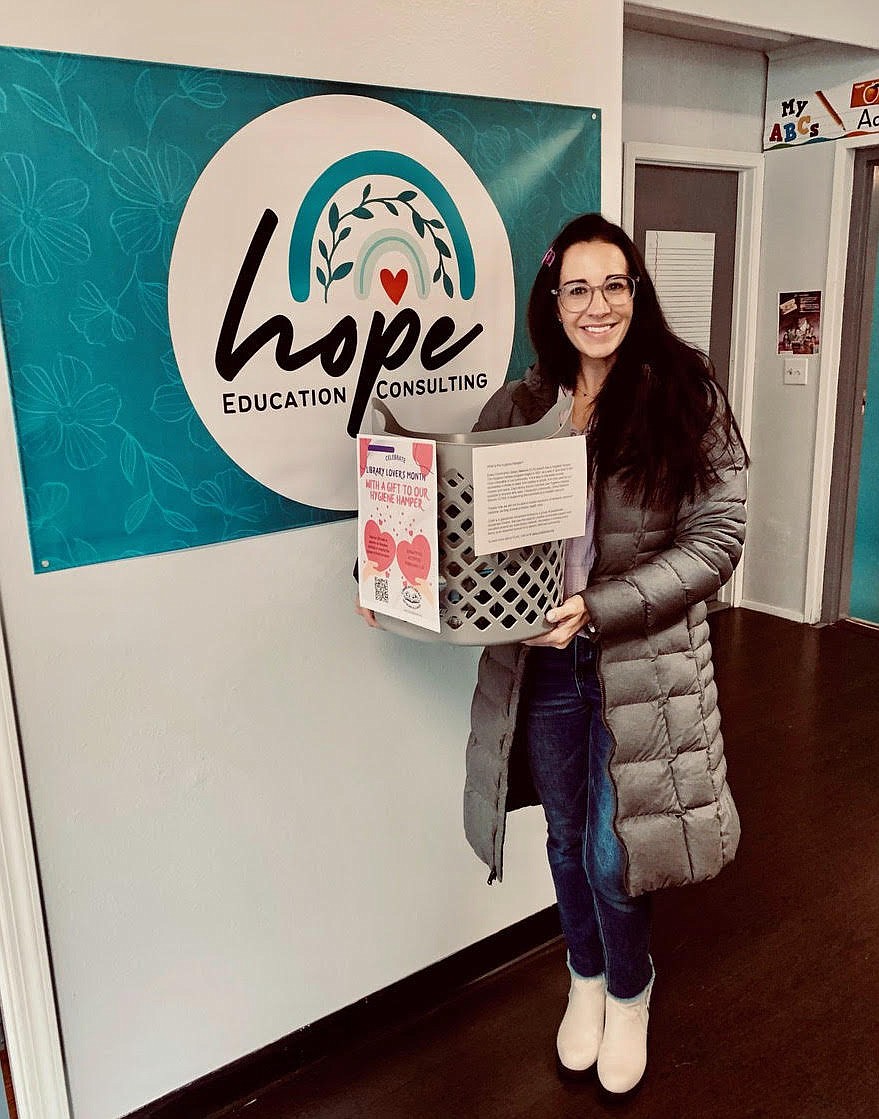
<box><xmin>783</xmin><ymin>356</ymin><xmax>808</xmax><ymax>385</ymax></box>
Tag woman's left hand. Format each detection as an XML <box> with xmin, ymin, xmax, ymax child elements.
<box><xmin>523</xmin><ymin>594</ymin><xmax>590</xmax><ymax>649</ymax></box>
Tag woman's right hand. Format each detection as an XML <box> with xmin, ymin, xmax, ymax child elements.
<box><xmin>523</xmin><ymin>594</ymin><xmax>590</xmax><ymax>649</ymax></box>
<box><xmin>355</xmin><ymin>559</ymin><xmax>381</xmax><ymax>626</ymax></box>
<box><xmin>354</xmin><ymin>596</ymin><xmax>379</xmax><ymax>627</ymax></box>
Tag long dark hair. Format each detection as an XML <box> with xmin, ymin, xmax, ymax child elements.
<box><xmin>528</xmin><ymin>213</ymin><xmax>748</xmax><ymax>509</ymax></box>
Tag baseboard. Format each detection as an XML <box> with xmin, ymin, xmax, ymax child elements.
<box><xmin>124</xmin><ymin>906</ymin><xmax>561</xmax><ymax>1119</ymax></box>
<box><xmin>739</xmin><ymin>599</ymin><xmax>806</xmax><ymax>624</ymax></box>
<box><xmin>837</xmin><ymin>617</ymin><xmax>879</xmax><ymax>637</ymax></box>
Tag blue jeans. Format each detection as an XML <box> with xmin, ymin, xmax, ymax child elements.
<box><xmin>520</xmin><ymin>637</ymin><xmax>652</xmax><ymax>999</ymax></box>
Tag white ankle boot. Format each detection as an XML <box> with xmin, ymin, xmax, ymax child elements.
<box><xmin>556</xmin><ymin>972</ymin><xmax>606</xmax><ymax>1072</ymax></box>
<box><xmin>597</xmin><ymin>972</ymin><xmax>654</xmax><ymax>1093</ymax></box>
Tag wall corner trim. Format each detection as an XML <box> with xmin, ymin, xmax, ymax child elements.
<box><xmin>0</xmin><ymin>612</ymin><xmax>71</xmax><ymax>1119</ymax></box>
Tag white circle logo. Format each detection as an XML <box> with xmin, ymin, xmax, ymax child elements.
<box><xmin>169</xmin><ymin>94</ymin><xmax>514</xmax><ymax>510</ymax></box>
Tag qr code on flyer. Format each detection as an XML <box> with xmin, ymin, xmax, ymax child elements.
<box><xmin>374</xmin><ymin>577</ymin><xmax>389</xmax><ymax>604</ymax></box>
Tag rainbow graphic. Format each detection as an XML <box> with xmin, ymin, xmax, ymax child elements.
<box><xmin>354</xmin><ymin>230</ymin><xmax>430</xmax><ymax>300</ymax></box>
<box><xmin>288</xmin><ymin>150</ymin><xmax>475</xmax><ymax>305</ymax></box>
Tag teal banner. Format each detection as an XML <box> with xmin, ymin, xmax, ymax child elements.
<box><xmin>0</xmin><ymin>46</ymin><xmax>600</xmax><ymax>572</ymax></box>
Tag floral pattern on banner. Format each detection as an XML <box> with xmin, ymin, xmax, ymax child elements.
<box><xmin>0</xmin><ymin>46</ymin><xmax>600</xmax><ymax>572</ymax></box>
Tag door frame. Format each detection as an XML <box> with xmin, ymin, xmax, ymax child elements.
<box><xmin>623</xmin><ymin>143</ymin><xmax>764</xmax><ymax>608</ymax></box>
<box><xmin>0</xmin><ymin>615</ymin><xmax>71</xmax><ymax>1119</ymax></box>
<box><xmin>805</xmin><ymin>134</ymin><xmax>879</xmax><ymax>624</ymax></box>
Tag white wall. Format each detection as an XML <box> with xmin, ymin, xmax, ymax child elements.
<box><xmin>0</xmin><ymin>3</ymin><xmax>623</xmax><ymax>1118</ymax></box>
<box><xmin>623</xmin><ymin>28</ymin><xmax>765</xmax><ymax>150</ymax></box>
<box><xmin>742</xmin><ymin>43</ymin><xmax>879</xmax><ymax>617</ymax></box>
<box><xmin>635</xmin><ymin>0</ymin><xmax>879</xmax><ymax>51</ymax></box>
<box><xmin>0</xmin><ymin>0</ymin><xmax>624</xmax><ymax>222</ymax></box>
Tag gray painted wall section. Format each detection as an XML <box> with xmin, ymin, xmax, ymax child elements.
<box><xmin>744</xmin><ymin>44</ymin><xmax>879</xmax><ymax>617</ymax></box>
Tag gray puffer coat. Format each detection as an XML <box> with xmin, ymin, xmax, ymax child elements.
<box><xmin>463</xmin><ymin>366</ymin><xmax>747</xmax><ymax>896</ymax></box>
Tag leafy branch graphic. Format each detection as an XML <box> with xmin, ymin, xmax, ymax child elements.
<box><xmin>12</xmin><ymin>51</ymin><xmax>109</xmax><ymax>164</ymax></box>
<box><xmin>115</xmin><ymin>424</ymin><xmax>197</xmax><ymax>536</ymax></box>
<box><xmin>12</xmin><ymin>51</ymin><xmax>215</xmax><ymax>332</ymax></box>
<box><xmin>316</xmin><ymin>182</ymin><xmax>453</xmax><ymax>302</ymax></box>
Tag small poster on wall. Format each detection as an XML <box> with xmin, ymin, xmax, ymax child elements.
<box><xmin>643</xmin><ymin>230</ymin><xmax>716</xmax><ymax>355</ymax></box>
<box><xmin>357</xmin><ymin>435</ymin><xmax>439</xmax><ymax>632</ymax></box>
<box><xmin>778</xmin><ymin>291</ymin><xmax>821</xmax><ymax>355</ymax></box>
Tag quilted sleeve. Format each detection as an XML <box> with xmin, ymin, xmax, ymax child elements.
<box><xmin>472</xmin><ymin>383</ymin><xmax>518</xmax><ymax>432</ymax></box>
<box><xmin>580</xmin><ymin>435</ymin><xmax>747</xmax><ymax>641</ymax></box>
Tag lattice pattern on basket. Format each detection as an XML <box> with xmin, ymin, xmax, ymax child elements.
<box><xmin>438</xmin><ymin>468</ymin><xmax>565</xmax><ymax>634</ymax></box>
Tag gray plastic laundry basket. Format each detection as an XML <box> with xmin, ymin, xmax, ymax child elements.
<box><xmin>369</xmin><ymin>399</ymin><xmax>572</xmax><ymax>645</ymax></box>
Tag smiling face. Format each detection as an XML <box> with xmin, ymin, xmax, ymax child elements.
<box><xmin>556</xmin><ymin>240</ymin><xmax>635</xmax><ymax>378</ymax></box>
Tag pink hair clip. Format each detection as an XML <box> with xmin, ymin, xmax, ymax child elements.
<box><xmin>541</xmin><ymin>246</ymin><xmax>555</xmax><ymax>268</ymax></box>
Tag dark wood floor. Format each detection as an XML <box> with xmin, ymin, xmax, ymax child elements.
<box><xmin>219</xmin><ymin>609</ymin><xmax>879</xmax><ymax>1119</ymax></box>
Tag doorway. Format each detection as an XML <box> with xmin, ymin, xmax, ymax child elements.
<box><xmin>822</xmin><ymin>145</ymin><xmax>879</xmax><ymax>625</ymax></box>
<box><xmin>623</xmin><ymin>143</ymin><xmax>764</xmax><ymax>607</ymax></box>
<box><xmin>632</xmin><ymin>164</ymin><xmax>738</xmax><ymax>393</ymax></box>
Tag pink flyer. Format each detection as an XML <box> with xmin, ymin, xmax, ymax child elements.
<box><xmin>357</xmin><ymin>434</ymin><xmax>440</xmax><ymax>632</ymax></box>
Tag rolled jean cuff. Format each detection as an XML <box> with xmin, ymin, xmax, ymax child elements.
<box><xmin>606</xmin><ymin>958</ymin><xmax>654</xmax><ymax>1003</ymax></box>
<box><xmin>567</xmin><ymin>950</ymin><xmax>604</xmax><ymax>983</ymax></box>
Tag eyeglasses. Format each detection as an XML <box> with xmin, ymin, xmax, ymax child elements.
<box><xmin>551</xmin><ymin>275</ymin><xmax>637</xmax><ymax>314</ymax></box>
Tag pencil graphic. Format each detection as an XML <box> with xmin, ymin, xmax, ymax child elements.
<box><xmin>816</xmin><ymin>89</ymin><xmax>845</xmax><ymax>130</ymax></box>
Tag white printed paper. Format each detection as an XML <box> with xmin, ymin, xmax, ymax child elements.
<box><xmin>471</xmin><ymin>437</ymin><xmax>587</xmax><ymax>557</ymax></box>
<box><xmin>644</xmin><ymin>229</ymin><xmax>715</xmax><ymax>354</ymax></box>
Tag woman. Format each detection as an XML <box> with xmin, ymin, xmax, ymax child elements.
<box><xmin>358</xmin><ymin>213</ymin><xmax>747</xmax><ymax>1095</ymax></box>
<box><xmin>463</xmin><ymin>213</ymin><xmax>747</xmax><ymax>1094</ymax></box>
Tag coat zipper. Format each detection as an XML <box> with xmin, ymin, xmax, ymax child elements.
<box><xmin>591</xmin><ymin>479</ymin><xmax>633</xmax><ymax>897</ymax></box>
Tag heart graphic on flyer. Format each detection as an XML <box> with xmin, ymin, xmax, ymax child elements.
<box><xmin>397</xmin><ymin>534</ymin><xmax>431</xmax><ymax>583</ymax></box>
<box><xmin>364</xmin><ymin>520</ymin><xmax>396</xmax><ymax>571</ymax></box>
<box><xmin>412</xmin><ymin>442</ymin><xmax>433</xmax><ymax>477</ymax></box>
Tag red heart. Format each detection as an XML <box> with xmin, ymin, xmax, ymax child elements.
<box><xmin>363</xmin><ymin>519</ymin><xmax>395</xmax><ymax>571</ymax></box>
<box><xmin>380</xmin><ymin>268</ymin><xmax>408</xmax><ymax>305</ymax></box>
<box><xmin>396</xmin><ymin>534</ymin><xmax>431</xmax><ymax>584</ymax></box>
<box><xmin>412</xmin><ymin>442</ymin><xmax>433</xmax><ymax>478</ymax></box>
